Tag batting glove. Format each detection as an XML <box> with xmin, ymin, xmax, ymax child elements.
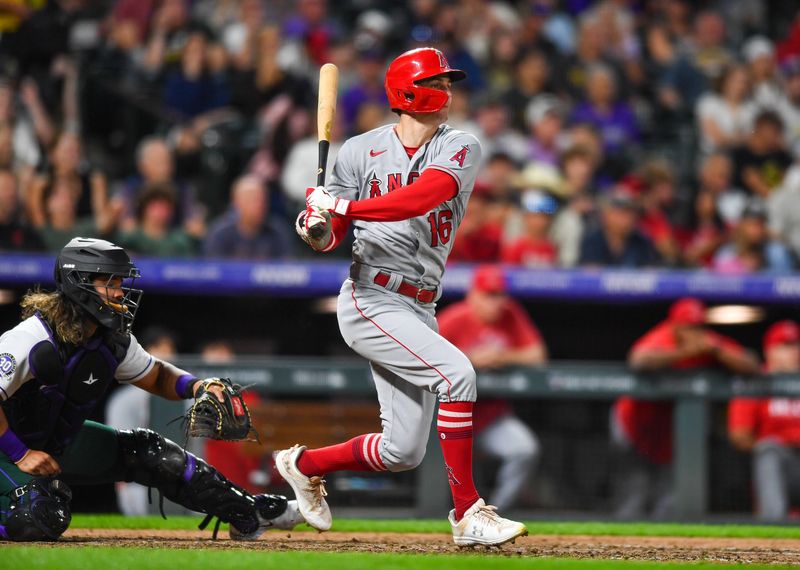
<box><xmin>306</xmin><ymin>186</ymin><xmax>350</xmax><ymax>216</ymax></box>
<box><xmin>295</xmin><ymin>208</ymin><xmax>334</xmax><ymax>251</ymax></box>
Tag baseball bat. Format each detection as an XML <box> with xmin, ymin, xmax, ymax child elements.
<box><xmin>308</xmin><ymin>63</ymin><xmax>339</xmax><ymax>239</ymax></box>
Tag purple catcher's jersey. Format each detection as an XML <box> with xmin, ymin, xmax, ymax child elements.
<box><xmin>0</xmin><ymin>316</ymin><xmax>155</xmax><ymax>402</ymax></box>
<box><xmin>327</xmin><ymin>123</ymin><xmax>482</xmax><ymax>289</ymax></box>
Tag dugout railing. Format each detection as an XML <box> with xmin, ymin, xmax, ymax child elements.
<box><xmin>151</xmin><ymin>358</ymin><xmax>800</xmax><ymax>520</ymax></box>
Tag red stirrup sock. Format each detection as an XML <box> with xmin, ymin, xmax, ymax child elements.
<box><xmin>437</xmin><ymin>401</ymin><xmax>481</xmax><ymax>520</ymax></box>
<box><xmin>296</xmin><ymin>433</ymin><xmax>386</xmax><ymax>477</ymax></box>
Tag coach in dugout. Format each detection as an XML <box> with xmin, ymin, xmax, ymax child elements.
<box><xmin>729</xmin><ymin>320</ymin><xmax>800</xmax><ymax>521</ymax></box>
<box><xmin>613</xmin><ymin>297</ymin><xmax>759</xmax><ymax>519</ymax></box>
<box><xmin>437</xmin><ymin>265</ymin><xmax>542</xmax><ymax>512</ymax></box>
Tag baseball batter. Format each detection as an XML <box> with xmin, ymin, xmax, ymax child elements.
<box><xmin>282</xmin><ymin>47</ymin><xmax>527</xmax><ymax>546</ymax></box>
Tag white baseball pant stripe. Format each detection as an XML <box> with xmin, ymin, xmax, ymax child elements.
<box><xmin>337</xmin><ymin>279</ymin><xmax>477</xmax><ymax>472</ymax></box>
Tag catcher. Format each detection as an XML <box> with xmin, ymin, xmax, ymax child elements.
<box><xmin>0</xmin><ymin>237</ymin><xmax>302</xmax><ymax>542</ymax></box>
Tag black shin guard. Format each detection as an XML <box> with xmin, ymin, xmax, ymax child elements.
<box><xmin>116</xmin><ymin>428</ymin><xmax>287</xmax><ymax>535</ymax></box>
<box><xmin>2</xmin><ymin>478</ymin><xmax>72</xmax><ymax>542</ymax></box>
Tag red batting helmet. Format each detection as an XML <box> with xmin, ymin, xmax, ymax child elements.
<box><xmin>384</xmin><ymin>48</ymin><xmax>466</xmax><ymax>114</ymax></box>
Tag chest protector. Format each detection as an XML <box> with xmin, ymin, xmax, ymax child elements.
<box><xmin>3</xmin><ymin>315</ymin><xmax>129</xmax><ymax>455</ymax></box>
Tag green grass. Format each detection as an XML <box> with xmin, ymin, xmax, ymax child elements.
<box><xmin>70</xmin><ymin>514</ymin><xmax>800</xmax><ymax>539</ymax></box>
<box><xmin>4</xmin><ymin>548</ymin><xmax>799</xmax><ymax>570</ymax></box>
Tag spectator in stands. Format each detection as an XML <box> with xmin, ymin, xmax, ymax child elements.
<box><xmin>115</xmin><ymin>183</ymin><xmax>197</xmax><ymax>257</ymax></box>
<box><xmin>579</xmin><ymin>189</ymin><xmax>659</xmax><ymax>268</ymax></box>
<box><xmin>615</xmin><ymin>298</ymin><xmax>759</xmax><ymax>519</ymax></box>
<box><xmin>769</xmin><ymin>165</ymin><xmax>800</xmax><ymax>261</ymax></box>
<box><xmin>438</xmin><ymin>265</ymin><xmax>542</xmax><ymax>512</ymax></box>
<box><xmin>637</xmin><ymin>161</ymin><xmax>679</xmax><ymax>267</ymax></box>
<box><xmin>681</xmin><ymin>190</ymin><xmax>727</xmax><ymax>268</ymax></box>
<box><xmin>163</xmin><ymin>26</ymin><xmax>230</xmax><ymax>121</ymax></box>
<box><xmin>731</xmin><ymin>110</ymin><xmax>793</xmax><ymax>199</ymax></box>
<box><xmin>449</xmin><ymin>184</ymin><xmax>504</xmax><ymax>263</ymax></box>
<box><xmin>141</xmin><ymin>0</ymin><xmax>192</xmax><ymax>78</ymax></box>
<box><xmin>27</xmin><ymin>172</ymin><xmax>116</xmax><ymax>252</ymax></box>
<box><xmin>502</xmin><ymin>49</ymin><xmax>552</xmax><ymax>132</ymax></box>
<box><xmin>684</xmin><ymin>10</ymin><xmax>734</xmax><ymax>83</ymax></box>
<box><xmin>464</xmin><ymin>100</ymin><xmax>527</xmax><ymax>166</ymax></box>
<box><xmin>729</xmin><ymin>321</ymin><xmax>800</xmax><ymax>522</ymax></box>
<box><xmin>696</xmin><ymin>64</ymin><xmax>755</xmax><ymax>153</ymax></box>
<box><xmin>695</xmin><ymin>152</ymin><xmax>743</xmax><ymax>227</ymax></box>
<box><xmin>281</xmin><ymin>114</ymin><xmax>343</xmax><ymax>210</ymax></box>
<box><xmin>502</xmin><ymin>189</ymin><xmax>559</xmax><ymax>268</ymax></box>
<box><xmin>651</xmin><ymin>23</ymin><xmax>707</xmax><ymax>121</ymax></box>
<box><xmin>204</xmin><ymin>175</ymin><xmax>292</xmax><ymax>259</ymax></box>
<box><xmin>234</xmin><ymin>26</ymin><xmax>312</xmax><ymax>187</ymax></box>
<box><xmin>112</xmin><ymin>136</ymin><xmax>205</xmax><ymax>235</ymax></box>
<box><xmin>745</xmin><ymin>36</ymin><xmax>782</xmax><ymax>111</ymax></box>
<box><xmin>339</xmin><ymin>49</ymin><xmax>386</xmax><ymax>134</ymax></box>
<box><xmin>230</xmin><ymin>25</ymin><xmax>312</xmax><ymax>118</ymax></box>
<box><xmin>560</xmin><ymin>17</ymin><xmax>624</xmax><ymax>101</ymax></box>
<box><xmin>0</xmin><ymin>80</ymin><xmax>48</xmax><ymax>176</ymax></box>
<box><xmin>106</xmin><ymin>326</ymin><xmax>179</xmax><ymax>515</ymax></box>
<box><xmin>525</xmin><ymin>94</ymin><xmax>564</xmax><ymax>167</ymax></box>
<box><xmin>551</xmin><ymin>146</ymin><xmax>596</xmax><ymax>267</ymax></box>
<box><xmin>778</xmin><ymin>58</ymin><xmax>800</xmax><ymax>155</ymax></box>
<box><xmin>712</xmin><ymin>198</ymin><xmax>794</xmax><ymax>274</ymax></box>
<box><xmin>0</xmin><ymin>169</ymin><xmax>42</xmax><ymax>251</ymax></box>
<box><xmin>570</xmin><ymin>64</ymin><xmax>639</xmax><ymax>159</ymax></box>
<box><xmin>34</xmin><ymin>132</ymin><xmax>107</xmax><ymax>220</ymax></box>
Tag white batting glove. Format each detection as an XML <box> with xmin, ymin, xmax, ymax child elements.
<box><xmin>306</xmin><ymin>186</ymin><xmax>350</xmax><ymax>216</ymax></box>
<box><xmin>295</xmin><ymin>207</ymin><xmax>334</xmax><ymax>251</ymax></box>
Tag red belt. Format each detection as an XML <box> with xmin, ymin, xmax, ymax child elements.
<box><xmin>373</xmin><ymin>271</ymin><xmax>437</xmax><ymax>303</ymax></box>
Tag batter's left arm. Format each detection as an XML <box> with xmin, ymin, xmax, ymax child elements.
<box><xmin>309</xmin><ymin>134</ymin><xmax>482</xmax><ymax>222</ymax></box>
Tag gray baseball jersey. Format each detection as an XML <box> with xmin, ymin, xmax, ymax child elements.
<box><xmin>327</xmin><ymin>123</ymin><xmax>482</xmax><ymax>288</ymax></box>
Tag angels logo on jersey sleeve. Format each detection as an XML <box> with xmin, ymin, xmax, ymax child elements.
<box><xmin>449</xmin><ymin>145</ymin><xmax>469</xmax><ymax>168</ymax></box>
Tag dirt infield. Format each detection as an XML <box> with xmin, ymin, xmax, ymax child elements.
<box><xmin>5</xmin><ymin>529</ymin><xmax>800</xmax><ymax>564</ymax></box>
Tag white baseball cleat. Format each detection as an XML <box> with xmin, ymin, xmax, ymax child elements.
<box><xmin>275</xmin><ymin>444</ymin><xmax>333</xmax><ymax>531</ymax></box>
<box><xmin>229</xmin><ymin>499</ymin><xmax>305</xmax><ymax>541</ymax></box>
<box><xmin>448</xmin><ymin>498</ymin><xmax>528</xmax><ymax>546</ymax></box>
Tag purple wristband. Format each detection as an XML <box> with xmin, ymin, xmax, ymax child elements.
<box><xmin>0</xmin><ymin>428</ymin><xmax>29</xmax><ymax>463</ymax></box>
<box><xmin>176</xmin><ymin>374</ymin><xmax>199</xmax><ymax>399</ymax></box>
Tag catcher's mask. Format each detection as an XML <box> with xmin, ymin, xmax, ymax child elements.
<box><xmin>54</xmin><ymin>237</ymin><xmax>142</xmax><ymax>334</ymax></box>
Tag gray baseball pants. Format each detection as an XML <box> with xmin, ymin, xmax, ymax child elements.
<box><xmin>753</xmin><ymin>440</ymin><xmax>800</xmax><ymax>521</ymax></box>
<box><xmin>337</xmin><ymin>277</ymin><xmax>477</xmax><ymax>473</ymax></box>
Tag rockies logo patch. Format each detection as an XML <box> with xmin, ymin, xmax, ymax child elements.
<box><xmin>0</xmin><ymin>353</ymin><xmax>16</xmax><ymax>377</ymax></box>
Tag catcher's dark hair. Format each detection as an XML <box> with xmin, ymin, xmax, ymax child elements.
<box><xmin>20</xmin><ymin>287</ymin><xmax>87</xmax><ymax>345</ymax></box>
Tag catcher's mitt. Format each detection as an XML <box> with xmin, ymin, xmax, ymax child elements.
<box><xmin>185</xmin><ymin>378</ymin><xmax>258</xmax><ymax>441</ymax></box>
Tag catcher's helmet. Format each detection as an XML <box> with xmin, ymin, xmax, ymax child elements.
<box><xmin>54</xmin><ymin>237</ymin><xmax>142</xmax><ymax>334</ymax></box>
<box><xmin>384</xmin><ymin>47</ymin><xmax>466</xmax><ymax>114</ymax></box>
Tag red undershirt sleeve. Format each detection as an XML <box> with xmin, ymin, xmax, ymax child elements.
<box><xmin>344</xmin><ymin>169</ymin><xmax>458</xmax><ymax>222</ymax></box>
<box><xmin>323</xmin><ymin>215</ymin><xmax>350</xmax><ymax>251</ymax></box>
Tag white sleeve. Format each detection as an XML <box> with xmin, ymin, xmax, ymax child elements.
<box><xmin>0</xmin><ymin>328</ymin><xmax>36</xmax><ymax>402</ymax></box>
<box><xmin>424</xmin><ymin>132</ymin><xmax>482</xmax><ymax>195</ymax></box>
<box><xmin>115</xmin><ymin>333</ymin><xmax>156</xmax><ymax>383</ymax></box>
<box><xmin>326</xmin><ymin>140</ymin><xmax>361</xmax><ymax>201</ymax></box>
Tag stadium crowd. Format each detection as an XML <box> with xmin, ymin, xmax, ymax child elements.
<box><xmin>0</xmin><ymin>0</ymin><xmax>798</xmax><ymax>273</ymax></box>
